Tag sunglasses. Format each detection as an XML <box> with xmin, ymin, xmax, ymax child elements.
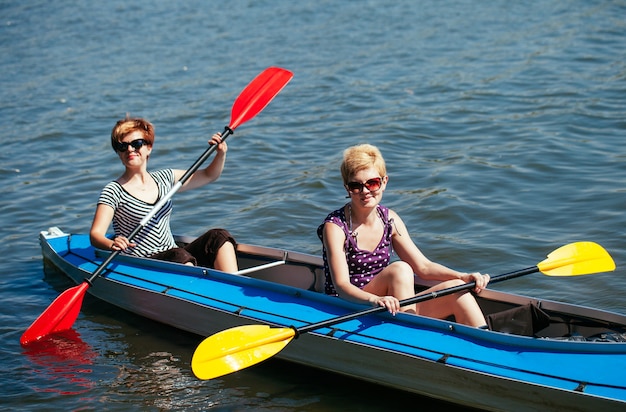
<box><xmin>346</xmin><ymin>177</ymin><xmax>383</xmax><ymax>194</ymax></box>
<box><xmin>114</xmin><ymin>139</ymin><xmax>148</xmax><ymax>152</ymax></box>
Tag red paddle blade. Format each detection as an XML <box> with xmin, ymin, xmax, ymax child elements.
<box><xmin>229</xmin><ymin>67</ymin><xmax>293</xmax><ymax>131</ymax></box>
<box><xmin>20</xmin><ymin>282</ymin><xmax>89</xmax><ymax>346</ymax></box>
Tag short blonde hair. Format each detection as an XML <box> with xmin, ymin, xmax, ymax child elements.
<box><xmin>340</xmin><ymin>144</ymin><xmax>387</xmax><ymax>184</ymax></box>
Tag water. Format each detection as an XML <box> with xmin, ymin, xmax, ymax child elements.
<box><xmin>1</xmin><ymin>0</ymin><xmax>625</xmax><ymax>410</ymax></box>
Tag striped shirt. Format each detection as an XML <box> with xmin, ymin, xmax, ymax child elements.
<box><xmin>97</xmin><ymin>169</ymin><xmax>177</xmax><ymax>257</ymax></box>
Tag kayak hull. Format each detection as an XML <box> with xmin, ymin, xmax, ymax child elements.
<box><xmin>39</xmin><ymin>228</ymin><xmax>626</xmax><ymax>411</ymax></box>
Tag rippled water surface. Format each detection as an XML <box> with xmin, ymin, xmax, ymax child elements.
<box><xmin>2</xmin><ymin>1</ymin><xmax>625</xmax><ymax>410</ymax></box>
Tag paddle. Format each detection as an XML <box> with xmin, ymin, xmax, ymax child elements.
<box><xmin>191</xmin><ymin>241</ymin><xmax>615</xmax><ymax>380</ymax></box>
<box><xmin>20</xmin><ymin>67</ymin><xmax>294</xmax><ymax>346</ymax></box>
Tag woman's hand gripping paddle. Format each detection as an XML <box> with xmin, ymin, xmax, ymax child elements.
<box><xmin>20</xmin><ymin>67</ymin><xmax>294</xmax><ymax>346</ymax></box>
<box><xmin>191</xmin><ymin>241</ymin><xmax>615</xmax><ymax>380</ymax></box>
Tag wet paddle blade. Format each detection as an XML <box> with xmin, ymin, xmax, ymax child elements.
<box><xmin>20</xmin><ymin>282</ymin><xmax>89</xmax><ymax>346</ymax></box>
<box><xmin>537</xmin><ymin>241</ymin><xmax>615</xmax><ymax>276</ymax></box>
<box><xmin>191</xmin><ymin>325</ymin><xmax>296</xmax><ymax>380</ymax></box>
<box><xmin>229</xmin><ymin>67</ymin><xmax>293</xmax><ymax>130</ymax></box>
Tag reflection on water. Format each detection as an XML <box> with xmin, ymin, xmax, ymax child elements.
<box><xmin>23</xmin><ymin>329</ymin><xmax>97</xmax><ymax>396</ymax></box>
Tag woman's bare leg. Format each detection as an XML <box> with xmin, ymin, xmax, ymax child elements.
<box><xmin>213</xmin><ymin>241</ymin><xmax>238</xmax><ymax>273</ymax></box>
<box><xmin>364</xmin><ymin>261</ymin><xmax>417</xmax><ymax>313</ymax></box>
<box><xmin>416</xmin><ymin>280</ymin><xmax>487</xmax><ymax>327</ymax></box>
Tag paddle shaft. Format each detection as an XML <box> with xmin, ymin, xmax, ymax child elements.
<box><xmin>295</xmin><ymin>265</ymin><xmax>538</xmax><ymax>335</ymax></box>
<box><xmin>84</xmin><ymin>127</ymin><xmax>233</xmax><ymax>285</ymax></box>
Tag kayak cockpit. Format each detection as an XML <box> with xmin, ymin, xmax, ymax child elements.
<box><xmin>174</xmin><ymin>235</ymin><xmax>326</xmax><ymax>292</ymax></box>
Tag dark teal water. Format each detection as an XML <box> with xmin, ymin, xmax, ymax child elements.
<box><xmin>2</xmin><ymin>1</ymin><xmax>625</xmax><ymax>410</ymax></box>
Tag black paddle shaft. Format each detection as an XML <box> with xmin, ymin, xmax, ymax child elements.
<box><xmin>294</xmin><ymin>265</ymin><xmax>539</xmax><ymax>336</ymax></box>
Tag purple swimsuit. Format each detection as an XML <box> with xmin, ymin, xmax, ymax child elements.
<box><xmin>317</xmin><ymin>204</ymin><xmax>394</xmax><ymax>295</ymax></box>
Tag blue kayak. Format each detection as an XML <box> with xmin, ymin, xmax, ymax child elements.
<box><xmin>39</xmin><ymin>227</ymin><xmax>626</xmax><ymax>411</ymax></box>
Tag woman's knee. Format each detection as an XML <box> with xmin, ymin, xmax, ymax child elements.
<box><xmin>387</xmin><ymin>260</ymin><xmax>412</xmax><ymax>274</ymax></box>
<box><xmin>384</xmin><ymin>261</ymin><xmax>415</xmax><ymax>284</ymax></box>
<box><xmin>438</xmin><ymin>278</ymin><xmax>465</xmax><ymax>289</ymax></box>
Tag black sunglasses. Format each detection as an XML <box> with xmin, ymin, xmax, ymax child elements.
<box><xmin>346</xmin><ymin>177</ymin><xmax>383</xmax><ymax>194</ymax></box>
<box><xmin>114</xmin><ymin>139</ymin><xmax>148</xmax><ymax>152</ymax></box>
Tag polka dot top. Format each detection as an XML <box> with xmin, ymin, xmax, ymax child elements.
<box><xmin>317</xmin><ymin>204</ymin><xmax>394</xmax><ymax>295</ymax></box>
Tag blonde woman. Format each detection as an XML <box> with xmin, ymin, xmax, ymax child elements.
<box><xmin>318</xmin><ymin>144</ymin><xmax>489</xmax><ymax>326</ymax></box>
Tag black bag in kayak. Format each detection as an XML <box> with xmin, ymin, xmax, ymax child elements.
<box><xmin>487</xmin><ymin>303</ymin><xmax>550</xmax><ymax>336</ymax></box>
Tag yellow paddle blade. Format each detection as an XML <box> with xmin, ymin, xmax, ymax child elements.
<box><xmin>537</xmin><ymin>241</ymin><xmax>615</xmax><ymax>276</ymax></box>
<box><xmin>191</xmin><ymin>324</ymin><xmax>296</xmax><ymax>380</ymax></box>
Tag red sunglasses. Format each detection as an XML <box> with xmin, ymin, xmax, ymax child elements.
<box><xmin>346</xmin><ymin>177</ymin><xmax>383</xmax><ymax>194</ymax></box>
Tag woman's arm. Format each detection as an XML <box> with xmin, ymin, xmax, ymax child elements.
<box><xmin>177</xmin><ymin>133</ymin><xmax>227</xmax><ymax>192</ymax></box>
<box><xmin>389</xmin><ymin>210</ymin><xmax>489</xmax><ymax>292</ymax></box>
<box><xmin>90</xmin><ymin>203</ymin><xmax>116</xmax><ymax>250</ymax></box>
<box><xmin>89</xmin><ymin>203</ymin><xmax>136</xmax><ymax>251</ymax></box>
